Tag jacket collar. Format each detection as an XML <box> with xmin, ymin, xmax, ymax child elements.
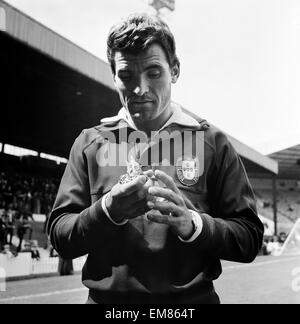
<box><xmin>100</xmin><ymin>102</ymin><xmax>201</xmax><ymax>132</ymax></box>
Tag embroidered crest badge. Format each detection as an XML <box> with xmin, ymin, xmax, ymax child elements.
<box><xmin>176</xmin><ymin>156</ymin><xmax>200</xmax><ymax>186</ymax></box>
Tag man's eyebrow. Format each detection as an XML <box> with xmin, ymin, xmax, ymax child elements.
<box><xmin>145</xmin><ymin>63</ymin><xmax>163</xmax><ymax>70</ymax></box>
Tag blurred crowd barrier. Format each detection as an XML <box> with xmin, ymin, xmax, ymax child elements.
<box><xmin>0</xmin><ymin>253</ymin><xmax>86</xmax><ymax>279</ymax></box>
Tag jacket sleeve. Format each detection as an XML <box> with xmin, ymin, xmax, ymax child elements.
<box><xmin>47</xmin><ymin>131</ymin><xmax>120</xmax><ymax>259</ymax></box>
<box><xmin>191</xmin><ymin>131</ymin><xmax>264</xmax><ymax>263</ymax></box>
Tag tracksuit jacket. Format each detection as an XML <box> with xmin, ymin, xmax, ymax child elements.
<box><xmin>47</xmin><ymin>104</ymin><xmax>263</xmax><ymax>304</ymax></box>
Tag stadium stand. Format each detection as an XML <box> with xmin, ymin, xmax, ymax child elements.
<box><xmin>250</xmin><ymin>178</ymin><xmax>300</xmax><ymax>239</ymax></box>
<box><xmin>0</xmin><ymin>152</ymin><xmax>63</xmax><ymax>252</ymax></box>
<box><xmin>257</xmin><ymin>189</ymin><xmax>300</xmax><ymax>223</ymax></box>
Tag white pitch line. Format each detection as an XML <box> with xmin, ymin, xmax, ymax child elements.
<box><xmin>0</xmin><ymin>287</ymin><xmax>87</xmax><ymax>303</ymax></box>
<box><xmin>223</xmin><ymin>255</ymin><xmax>300</xmax><ymax>271</ymax></box>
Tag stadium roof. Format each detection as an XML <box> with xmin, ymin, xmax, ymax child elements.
<box><xmin>0</xmin><ymin>1</ymin><xmax>115</xmax><ymax>90</ymax></box>
<box><xmin>0</xmin><ymin>0</ymin><xmax>120</xmax><ymax>158</ymax></box>
<box><xmin>0</xmin><ymin>0</ymin><xmax>278</xmax><ymax>177</ymax></box>
<box><xmin>227</xmin><ymin>135</ymin><xmax>278</xmax><ymax>176</ymax></box>
<box><xmin>268</xmin><ymin>144</ymin><xmax>300</xmax><ymax>180</ymax></box>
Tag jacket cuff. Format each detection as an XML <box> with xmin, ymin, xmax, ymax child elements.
<box><xmin>178</xmin><ymin>210</ymin><xmax>203</xmax><ymax>243</ymax></box>
<box><xmin>101</xmin><ymin>192</ymin><xmax>128</xmax><ymax>226</ymax></box>
<box><xmin>180</xmin><ymin>213</ymin><xmax>214</xmax><ymax>251</ymax></box>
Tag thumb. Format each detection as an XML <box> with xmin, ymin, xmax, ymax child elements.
<box><xmin>144</xmin><ymin>169</ymin><xmax>154</xmax><ymax>179</ymax></box>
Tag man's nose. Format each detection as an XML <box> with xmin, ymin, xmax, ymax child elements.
<box><xmin>133</xmin><ymin>76</ymin><xmax>149</xmax><ymax>96</ymax></box>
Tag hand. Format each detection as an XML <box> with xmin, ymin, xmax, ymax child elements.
<box><xmin>105</xmin><ymin>170</ymin><xmax>154</xmax><ymax>223</ymax></box>
<box><xmin>146</xmin><ymin>170</ymin><xmax>194</xmax><ymax>240</ymax></box>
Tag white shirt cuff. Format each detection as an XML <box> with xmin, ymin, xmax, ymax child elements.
<box><xmin>101</xmin><ymin>192</ymin><xmax>128</xmax><ymax>226</ymax></box>
<box><xmin>179</xmin><ymin>210</ymin><xmax>203</xmax><ymax>243</ymax></box>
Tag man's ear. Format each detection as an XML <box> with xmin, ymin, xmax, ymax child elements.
<box><xmin>171</xmin><ymin>64</ymin><xmax>180</xmax><ymax>84</ymax></box>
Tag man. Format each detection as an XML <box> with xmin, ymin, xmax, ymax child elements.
<box><xmin>47</xmin><ymin>13</ymin><xmax>263</xmax><ymax>304</ymax></box>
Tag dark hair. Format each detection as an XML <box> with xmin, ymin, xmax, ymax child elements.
<box><xmin>107</xmin><ymin>13</ymin><xmax>179</xmax><ymax>75</ymax></box>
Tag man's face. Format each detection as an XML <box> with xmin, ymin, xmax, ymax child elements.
<box><xmin>113</xmin><ymin>43</ymin><xmax>179</xmax><ymax>125</ymax></box>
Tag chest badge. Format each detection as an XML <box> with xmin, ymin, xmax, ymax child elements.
<box><xmin>176</xmin><ymin>157</ymin><xmax>200</xmax><ymax>186</ymax></box>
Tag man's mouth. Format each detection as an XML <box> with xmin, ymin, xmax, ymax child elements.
<box><xmin>131</xmin><ymin>100</ymin><xmax>153</xmax><ymax>104</ymax></box>
<box><xmin>128</xmin><ymin>99</ymin><xmax>154</xmax><ymax>117</ymax></box>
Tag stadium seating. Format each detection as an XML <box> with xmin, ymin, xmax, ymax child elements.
<box><xmin>255</xmin><ymin>188</ymin><xmax>300</xmax><ymax>235</ymax></box>
<box><xmin>0</xmin><ymin>169</ymin><xmax>60</xmax><ymax>251</ymax></box>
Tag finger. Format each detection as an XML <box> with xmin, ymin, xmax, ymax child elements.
<box><xmin>118</xmin><ymin>175</ymin><xmax>148</xmax><ymax>197</ymax></box>
<box><xmin>154</xmin><ymin>170</ymin><xmax>180</xmax><ymax>194</ymax></box>
<box><xmin>137</xmin><ymin>187</ymin><xmax>149</xmax><ymax>200</ymax></box>
<box><xmin>148</xmin><ymin>186</ymin><xmax>183</xmax><ymax>205</ymax></box>
<box><xmin>137</xmin><ymin>171</ymin><xmax>155</xmax><ymax>199</ymax></box>
<box><xmin>146</xmin><ymin>213</ymin><xmax>172</xmax><ymax>225</ymax></box>
<box><xmin>144</xmin><ymin>169</ymin><xmax>154</xmax><ymax>178</ymax></box>
<box><xmin>146</xmin><ymin>192</ymin><xmax>156</xmax><ymax>203</ymax></box>
<box><xmin>147</xmin><ymin>200</ymin><xmax>181</xmax><ymax>217</ymax></box>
